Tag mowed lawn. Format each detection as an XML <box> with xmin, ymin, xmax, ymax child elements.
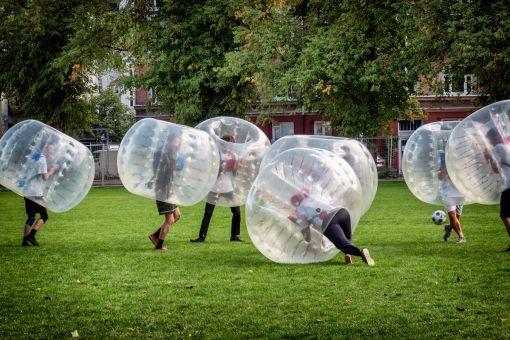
<box><xmin>0</xmin><ymin>181</ymin><xmax>509</xmax><ymax>338</ymax></box>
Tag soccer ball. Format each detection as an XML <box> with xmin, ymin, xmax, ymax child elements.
<box><xmin>431</xmin><ymin>210</ymin><xmax>446</xmax><ymax>225</ymax></box>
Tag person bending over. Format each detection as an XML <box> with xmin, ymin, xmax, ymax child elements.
<box><xmin>288</xmin><ymin>192</ymin><xmax>374</xmax><ymax>266</ymax></box>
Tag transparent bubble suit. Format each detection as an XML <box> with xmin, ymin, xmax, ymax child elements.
<box><xmin>0</xmin><ymin>120</ymin><xmax>94</xmax><ymax>212</ymax></box>
<box><xmin>246</xmin><ymin>148</ymin><xmax>363</xmax><ymax>264</ymax></box>
<box><xmin>446</xmin><ymin>100</ymin><xmax>510</xmax><ymax>204</ymax></box>
<box><xmin>402</xmin><ymin>121</ymin><xmax>468</xmax><ymax>206</ymax></box>
<box><xmin>195</xmin><ymin>116</ymin><xmax>270</xmax><ymax>207</ymax></box>
<box><xmin>260</xmin><ymin>135</ymin><xmax>377</xmax><ymax>214</ymax></box>
<box><xmin>117</xmin><ymin>118</ymin><xmax>220</xmax><ymax>206</ymax></box>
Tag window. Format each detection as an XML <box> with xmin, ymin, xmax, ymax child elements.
<box><xmin>272</xmin><ymin>122</ymin><xmax>294</xmax><ymax>141</ymax></box>
<box><xmin>440</xmin><ymin>72</ymin><xmax>475</xmax><ymax>95</ymax></box>
<box><xmin>314</xmin><ymin>121</ymin><xmax>332</xmax><ymax>135</ymax></box>
<box><xmin>398</xmin><ymin>120</ymin><xmax>422</xmax><ymax>132</ymax></box>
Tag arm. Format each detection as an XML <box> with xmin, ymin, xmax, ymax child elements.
<box><xmin>438</xmin><ymin>167</ymin><xmax>447</xmax><ymax>180</ymax></box>
<box><xmin>301</xmin><ymin>227</ymin><xmax>311</xmax><ymax>242</ymax></box>
<box><xmin>485</xmin><ymin>149</ymin><xmax>500</xmax><ymax>173</ymax></box>
<box><xmin>42</xmin><ymin>164</ymin><xmax>59</xmax><ymax>181</ymax></box>
<box><xmin>287</xmin><ymin>211</ymin><xmax>298</xmax><ymax>224</ymax></box>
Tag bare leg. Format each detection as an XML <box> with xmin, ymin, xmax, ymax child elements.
<box><xmin>448</xmin><ymin>211</ymin><xmax>464</xmax><ymax>238</ymax></box>
<box><xmin>33</xmin><ymin>218</ymin><xmax>45</xmax><ymax>231</ymax></box>
<box><xmin>159</xmin><ymin>212</ymin><xmax>176</xmax><ymax>241</ymax></box>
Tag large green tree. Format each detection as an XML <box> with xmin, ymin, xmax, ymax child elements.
<box><xmin>90</xmin><ymin>89</ymin><xmax>135</xmax><ymax>143</ymax></box>
<box><xmin>0</xmin><ymin>0</ymin><xmax>109</xmax><ymax>133</ymax></box>
<box><xmin>406</xmin><ymin>0</ymin><xmax>510</xmax><ymax>103</ymax></box>
<box><xmin>118</xmin><ymin>0</ymin><xmax>257</xmax><ymax>125</ymax></box>
<box><xmin>222</xmin><ymin>1</ymin><xmax>422</xmax><ymax>136</ymax></box>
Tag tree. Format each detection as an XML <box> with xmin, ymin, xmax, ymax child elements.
<box><xmin>118</xmin><ymin>0</ymin><xmax>257</xmax><ymax>125</ymax></box>
<box><xmin>90</xmin><ymin>89</ymin><xmax>135</xmax><ymax>142</ymax></box>
<box><xmin>0</xmin><ymin>0</ymin><xmax>126</xmax><ymax>134</ymax></box>
<box><xmin>406</xmin><ymin>0</ymin><xmax>510</xmax><ymax>104</ymax></box>
<box><xmin>221</xmin><ymin>1</ymin><xmax>423</xmax><ymax>136</ymax></box>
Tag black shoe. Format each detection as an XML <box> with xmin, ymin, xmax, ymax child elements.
<box><xmin>190</xmin><ymin>237</ymin><xmax>205</xmax><ymax>243</ymax></box>
<box><xmin>230</xmin><ymin>236</ymin><xmax>244</xmax><ymax>242</ymax></box>
<box><xmin>443</xmin><ymin>225</ymin><xmax>452</xmax><ymax>242</ymax></box>
<box><xmin>504</xmin><ymin>246</ymin><xmax>510</xmax><ymax>252</ymax></box>
<box><xmin>25</xmin><ymin>234</ymin><xmax>39</xmax><ymax>246</ymax></box>
<box><xmin>21</xmin><ymin>238</ymin><xmax>30</xmax><ymax>247</ymax></box>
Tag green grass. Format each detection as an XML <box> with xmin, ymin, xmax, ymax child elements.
<box><xmin>0</xmin><ymin>181</ymin><xmax>509</xmax><ymax>338</ymax></box>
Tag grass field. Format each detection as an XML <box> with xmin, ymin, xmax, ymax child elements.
<box><xmin>0</xmin><ymin>181</ymin><xmax>509</xmax><ymax>338</ymax></box>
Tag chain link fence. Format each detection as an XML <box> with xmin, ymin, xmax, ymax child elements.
<box><xmin>85</xmin><ymin>134</ymin><xmax>403</xmax><ymax>187</ymax></box>
<box><xmin>356</xmin><ymin>136</ymin><xmax>402</xmax><ymax>178</ymax></box>
<box><xmin>81</xmin><ymin>128</ymin><xmax>122</xmax><ymax>186</ymax></box>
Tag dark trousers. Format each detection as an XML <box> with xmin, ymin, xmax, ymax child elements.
<box><xmin>323</xmin><ymin>208</ymin><xmax>362</xmax><ymax>257</ymax></box>
<box><xmin>24</xmin><ymin>197</ymin><xmax>48</xmax><ymax>226</ymax></box>
<box><xmin>198</xmin><ymin>202</ymin><xmax>241</xmax><ymax>239</ymax></box>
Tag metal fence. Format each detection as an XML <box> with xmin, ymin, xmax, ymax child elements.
<box><xmin>356</xmin><ymin>136</ymin><xmax>402</xmax><ymax>178</ymax></box>
<box><xmin>85</xmin><ymin>135</ymin><xmax>404</xmax><ymax>187</ymax></box>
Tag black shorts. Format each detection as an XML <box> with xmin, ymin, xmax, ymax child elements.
<box><xmin>500</xmin><ymin>189</ymin><xmax>510</xmax><ymax>218</ymax></box>
<box><xmin>156</xmin><ymin>200</ymin><xmax>177</xmax><ymax>215</ymax></box>
<box><xmin>24</xmin><ymin>197</ymin><xmax>47</xmax><ymax>217</ymax></box>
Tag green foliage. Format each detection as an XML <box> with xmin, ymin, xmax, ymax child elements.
<box><xmin>0</xmin><ymin>0</ymin><xmax>104</xmax><ymax>134</ymax></box>
<box><xmin>119</xmin><ymin>0</ymin><xmax>257</xmax><ymax>125</ymax></box>
<box><xmin>90</xmin><ymin>89</ymin><xmax>135</xmax><ymax>142</ymax></box>
<box><xmin>222</xmin><ymin>1</ymin><xmax>421</xmax><ymax>136</ymax></box>
<box><xmin>0</xmin><ymin>183</ymin><xmax>509</xmax><ymax>337</ymax></box>
<box><xmin>407</xmin><ymin>0</ymin><xmax>510</xmax><ymax>103</ymax></box>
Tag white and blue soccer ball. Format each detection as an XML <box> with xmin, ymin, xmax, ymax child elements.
<box><xmin>431</xmin><ymin>210</ymin><xmax>446</xmax><ymax>225</ymax></box>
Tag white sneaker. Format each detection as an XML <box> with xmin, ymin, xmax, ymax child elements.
<box><xmin>456</xmin><ymin>237</ymin><xmax>466</xmax><ymax>244</ymax></box>
<box><xmin>361</xmin><ymin>248</ymin><xmax>375</xmax><ymax>266</ymax></box>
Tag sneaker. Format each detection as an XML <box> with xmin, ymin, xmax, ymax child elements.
<box><xmin>190</xmin><ymin>236</ymin><xmax>205</xmax><ymax>243</ymax></box>
<box><xmin>344</xmin><ymin>254</ymin><xmax>354</xmax><ymax>265</ymax></box>
<box><xmin>21</xmin><ymin>238</ymin><xmax>30</xmax><ymax>247</ymax></box>
<box><xmin>504</xmin><ymin>246</ymin><xmax>510</xmax><ymax>252</ymax></box>
<box><xmin>361</xmin><ymin>248</ymin><xmax>375</xmax><ymax>266</ymax></box>
<box><xmin>154</xmin><ymin>247</ymin><xmax>168</xmax><ymax>252</ymax></box>
<box><xmin>25</xmin><ymin>234</ymin><xmax>39</xmax><ymax>246</ymax></box>
<box><xmin>443</xmin><ymin>225</ymin><xmax>452</xmax><ymax>242</ymax></box>
<box><xmin>456</xmin><ymin>237</ymin><xmax>466</xmax><ymax>244</ymax></box>
<box><xmin>148</xmin><ymin>233</ymin><xmax>158</xmax><ymax>246</ymax></box>
<box><xmin>230</xmin><ymin>236</ymin><xmax>244</xmax><ymax>242</ymax></box>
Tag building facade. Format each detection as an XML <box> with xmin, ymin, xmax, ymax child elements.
<box><xmin>131</xmin><ymin>76</ymin><xmax>480</xmax><ymax>176</ymax></box>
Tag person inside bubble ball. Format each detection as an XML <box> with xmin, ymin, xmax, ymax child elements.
<box><xmin>191</xmin><ymin>134</ymin><xmax>243</xmax><ymax>243</ymax></box>
<box><xmin>438</xmin><ymin>147</ymin><xmax>466</xmax><ymax>244</ymax></box>
<box><xmin>20</xmin><ymin>143</ymin><xmax>59</xmax><ymax>247</ymax></box>
<box><xmin>148</xmin><ymin>131</ymin><xmax>183</xmax><ymax>252</ymax></box>
<box><xmin>485</xmin><ymin>128</ymin><xmax>510</xmax><ymax>251</ymax></box>
<box><xmin>287</xmin><ymin>190</ymin><xmax>374</xmax><ymax>266</ymax></box>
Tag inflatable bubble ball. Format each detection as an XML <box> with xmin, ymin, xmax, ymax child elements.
<box><xmin>446</xmin><ymin>100</ymin><xmax>510</xmax><ymax>204</ymax></box>
<box><xmin>260</xmin><ymin>135</ymin><xmax>377</xmax><ymax>214</ymax></box>
<box><xmin>117</xmin><ymin>118</ymin><xmax>220</xmax><ymax>206</ymax></box>
<box><xmin>402</xmin><ymin>121</ymin><xmax>469</xmax><ymax>206</ymax></box>
<box><xmin>246</xmin><ymin>148</ymin><xmax>363</xmax><ymax>264</ymax></box>
<box><xmin>195</xmin><ymin>116</ymin><xmax>270</xmax><ymax>207</ymax></box>
<box><xmin>0</xmin><ymin>120</ymin><xmax>94</xmax><ymax>212</ymax></box>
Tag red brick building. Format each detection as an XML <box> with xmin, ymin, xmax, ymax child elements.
<box><xmin>133</xmin><ymin>75</ymin><xmax>481</xmax><ymax>175</ymax></box>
